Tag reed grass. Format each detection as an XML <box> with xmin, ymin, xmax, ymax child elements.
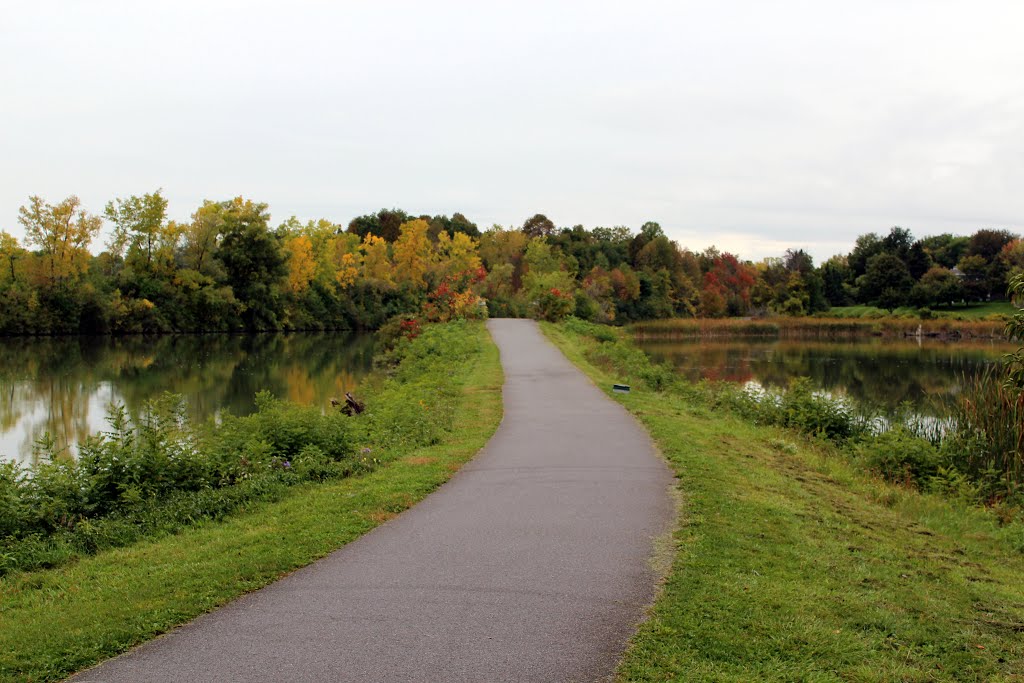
<box><xmin>946</xmin><ymin>366</ymin><xmax>1024</xmax><ymax>498</ymax></box>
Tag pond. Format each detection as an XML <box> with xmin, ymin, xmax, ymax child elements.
<box><xmin>0</xmin><ymin>332</ymin><xmax>375</xmax><ymax>465</ymax></box>
<box><xmin>636</xmin><ymin>337</ymin><xmax>1016</xmax><ymax>418</ymax></box>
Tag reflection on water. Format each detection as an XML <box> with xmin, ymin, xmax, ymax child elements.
<box><xmin>0</xmin><ymin>333</ymin><xmax>374</xmax><ymax>465</ymax></box>
<box><xmin>637</xmin><ymin>337</ymin><xmax>1014</xmax><ymax>417</ymax></box>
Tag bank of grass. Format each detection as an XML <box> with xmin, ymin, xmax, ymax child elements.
<box><xmin>631</xmin><ymin>315</ymin><xmax>1007</xmax><ymax>340</ymax></box>
<box><xmin>830</xmin><ymin>301</ymin><xmax>1016</xmax><ymax>320</ymax></box>
<box><xmin>0</xmin><ymin>320</ymin><xmax>503</xmax><ymax>683</ymax></box>
<box><xmin>542</xmin><ymin>320</ymin><xmax>1024</xmax><ymax>682</ymax></box>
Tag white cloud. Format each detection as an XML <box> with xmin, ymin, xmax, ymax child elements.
<box><xmin>1</xmin><ymin>0</ymin><xmax>1021</xmax><ymax>264</ymax></box>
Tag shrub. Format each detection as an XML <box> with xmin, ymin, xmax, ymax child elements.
<box><xmin>854</xmin><ymin>428</ymin><xmax>943</xmax><ymax>485</ymax></box>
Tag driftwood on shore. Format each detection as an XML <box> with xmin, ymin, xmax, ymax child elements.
<box><xmin>331</xmin><ymin>392</ymin><xmax>365</xmax><ymax>416</ymax></box>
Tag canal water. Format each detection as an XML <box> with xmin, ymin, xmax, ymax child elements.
<box><xmin>636</xmin><ymin>337</ymin><xmax>1014</xmax><ymax>418</ymax></box>
<box><xmin>0</xmin><ymin>332</ymin><xmax>374</xmax><ymax>465</ymax></box>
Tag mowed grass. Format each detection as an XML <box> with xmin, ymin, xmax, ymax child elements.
<box><xmin>542</xmin><ymin>322</ymin><xmax>1024</xmax><ymax>682</ymax></box>
<box><xmin>0</xmin><ymin>323</ymin><xmax>503</xmax><ymax>683</ymax></box>
<box><xmin>829</xmin><ymin>301</ymin><xmax>1014</xmax><ymax>320</ymax></box>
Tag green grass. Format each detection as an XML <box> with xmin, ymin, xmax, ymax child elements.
<box><xmin>0</xmin><ymin>321</ymin><xmax>503</xmax><ymax>683</ymax></box>
<box><xmin>931</xmin><ymin>301</ymin><xmax>1016</xmax><ymax>319</ymax></box>
<box><xmin>829</xmin><ymin>301</ymin><xmax>1014</xmax><ymax>320</ymax></box>
<box><xmin>542</xmin><ymin>321</ymin><xmax>1024</xmax><ymax>682</ymax></box>
<box><xmin>826</xmin><ymin>305</ymin><xmax>923</xmax><ymax>318</ymax></box>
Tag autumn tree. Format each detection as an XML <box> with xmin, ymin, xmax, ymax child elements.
<box><xmin>580</xmin><ymin>266</ymin><xmax>617</xmax><ymax>323</ymax></box>
<box><xmin>360</xmin><ymin>234</ymin><xmax>394</xmax><ymax>285</ymax></box>
<box><xmin>702</xmin><ymin>251</ymin><xmax>756</xmax><ymax>315</ymax></box>
<box><xmin>18</xmin><ymin>195</ymin><xmax>102</xmax><ymax>288</ymax></box>
<box><xmin>0</xmin><ymin>232</ymin><xmax>26</xmax><ymax>285</ymax></box>
<box><xmin>392</xmin><ymin>219</ymin><xmax>434</xmax><ymax>289</ymax></box>
<box><xmin>285</xmin><ymin>235</ymin><xmax>316</xmax><ymax>293</ymax></box>
<box><xmin>332</xmin><ymin>236</ymin><xmax>361</xmax><ymax>290</ymax></box>
<box><xmin>999</xmin><ymin>239</ymin><xmax>1024</xmax><ymax>283</ymax></box>
<box><xmin>435</xmin><ymin>231</ymin><xmax>482</xmax><ymax>279</ymax></box>
<box><xmin>522</xmin><ymin>239</ymin><xmax>576</xmax><ymax>320</ymax></box>
<box><xmin>480</xmin><ymin>226</ymin><xmax>528</xmax><ymax>290</ymax></box>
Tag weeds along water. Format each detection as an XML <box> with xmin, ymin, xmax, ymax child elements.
<box><xmin>630</xmin><ymin>316</ymin><xmax>1009</xmax><ymax>340</ymax></box>
<box><xmin>562</xmin><ymin>317</ymin><xmax>1024</xmax><ymax>532</ymax></box>
<box><xmin>0</xmin><ymin>321</ymin><xmax>485</xmax><ymax>576</ymax></box>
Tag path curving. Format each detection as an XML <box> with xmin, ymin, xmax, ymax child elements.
<box><xmin>71</xmin><ymin>319</ymin><xmax>674</xmax><ymax>683</ymax></box>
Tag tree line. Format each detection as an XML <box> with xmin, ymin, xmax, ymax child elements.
<box><xmin>1</xmin><ymin>191</ymin><xmax>1019</xmax><ymax>334</ymax></box>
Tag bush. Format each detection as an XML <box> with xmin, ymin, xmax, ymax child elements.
<box><xmin>207</xmin><ymin>392</ymin><xmax>352</xmax><ymax>482</ymax></box>
<box><xmin>854</xmin><ymin>428</ymin><xmax>943</xmax><ymax>485</ymax></box>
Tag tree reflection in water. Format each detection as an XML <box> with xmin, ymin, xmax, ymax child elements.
<box><xmin>638</xmin><ymin>338</ymin><xmax>1014</xmax><ymax>418</ymax></box>
<box><xmin>0</xmin><ymin>332</ymin><xmax>374</xmax><ymax>465</ymax></box>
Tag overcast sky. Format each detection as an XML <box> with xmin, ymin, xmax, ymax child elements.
<box><xmin>2</xmin><ymin>0</ymin><xmax>1022</xmax><ymax>263</ymax></box>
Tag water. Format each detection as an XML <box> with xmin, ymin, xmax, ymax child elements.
<box><xmin>0</xmin><ymin>332</ymin><xmax>374</xmax><ymax>465</ymax></box>
<box><xmin>636</xmin><ymin>337</ymin><xmax>1015</xmax><ymax>417</ymax></box>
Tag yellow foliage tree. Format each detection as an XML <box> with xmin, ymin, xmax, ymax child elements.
<box><xmin>285</xmin><ymin>235</ymin><xmax>316</xmax><ymax>293</ymax></box>
<box><xmin>335</xmin><ymin>251</ymin><xmax>361</xmax><ymax>289</ymax></box>
<box><xmin>17</xmin><ymin>195</ymin><xmax>101</xmax><ymax>287</ymax></box>
<box><xmin>0</xmin><ymin>231</ymin><xmax>27</xmax><ymax>285</ymax></box>
<box><xmin>436</xmin><ymin>231</ymin><xmax>482</xmax><ymax>279</ymax></box>
<box><xmin>393</xmin><ymin>219</ymin><xmax>434</xmax><ymax>288</ymax></box>
<box><xmin>360</xmin><ymin>234</ymin><xmax>393</xmax><ymax>284</ymax></box>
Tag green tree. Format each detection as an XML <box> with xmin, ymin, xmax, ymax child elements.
<box><xmin>848</xmin><ymin>232</ymin><xmax>883</xmax><ymax>278</ymax></box>
<box><xmin>920</xmin><ymin>234</ymin><xmax>969</xmax><ymax>269</ymax></box>
<box><xmin>881</xmin><ymin>226</ymin><xmax>913</xmax><ymax>262</ymax></box>
<box><xmin>914</xmin><ymin>266</ymin><xmax>964</xmax><ymax>307</ymax></box>
<box><xmin>348</xmin><ymin>208</ymin><xmax>411</xmax><ymax>243</ymax></box>
<box><xmin>522</xmin><ymin>239</ymin><xmax>576</xmax><ymax>320</ymax></box>
<box><xmin>956</xmin><ymin>254</ymin><xmax>989</xmax><ymax>302</ymax></box>
<box><xmin>819</xmin><ymin>256</ymin><xmax>852</xmax><ymax>307</ymax></box>
<box><xmin>857</xmin><ymin>253</ymin><xmax>913</xmax><ymax>309</ymax></box>
<box><xmin>181</xmin><ymin>201</ymin><xmax>225</xmax><ymax>276</ymax></box>
<box><xmin>905</xmin><ymin>241</ymin><xmax>932</xmax><ymax>280</ymax></box>
<box><xmin>522</xmin><ymin>213</ymin><xmax>555</xmax><ymax>238</ymax></box>
<box><xmin>104</xmin><ymin>190</ymin><xmax>169</xmax><ymax>269</ymax></box>
<box><xmin>213</xmin><ymin>198</ymin><xmax>287</xmax><ymax>330</ymax></box>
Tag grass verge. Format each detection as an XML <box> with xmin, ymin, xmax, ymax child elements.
<box><xmin>0</xmin><ymin>321</ymin><xmax>503</xmax><ymax>683</ymax></box>
<box><xmin>542</xmin><ymin>320</ymin><xmax>1024</xmax><ymax>682</ymax></box>
<box><xmin>829</xmin><ymin>302</ymin><xmax>1016</xmax><ymax>320</ymax></box>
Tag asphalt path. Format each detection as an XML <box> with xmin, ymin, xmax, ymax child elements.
<box><xmin>71</xmin><ymin>319</ymin><xmax>674</xmax><ymax>682</ymax></box>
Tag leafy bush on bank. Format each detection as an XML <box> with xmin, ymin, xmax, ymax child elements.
<box><xmin>0</xmin><ymin>321</ymin><xmax>485</xmax><ymax>575</ymax></box>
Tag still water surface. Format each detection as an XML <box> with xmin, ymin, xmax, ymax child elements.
<box><xmin>637</xmin><ymin>337</ymin><xmax>1015</xmax><ymax>417</ymax></box>
<box><xmin>0</xmin><ymin>333</ymin><xmax>374</xmax><ymax>465</ymax></box>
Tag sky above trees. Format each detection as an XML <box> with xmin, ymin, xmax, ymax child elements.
<box><xmin>2</xmin><ymin>1</ymin><xmax>1022</xmax><ymax>263</ymax></box>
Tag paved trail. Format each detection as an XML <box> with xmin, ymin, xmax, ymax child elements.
<box><xmin>72</xmin><ymin>319</ymin><xmax>673</xmax><ymax>682</ymax></box>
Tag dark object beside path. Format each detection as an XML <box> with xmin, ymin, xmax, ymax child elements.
<box><xmin>71</xmin><ymin>319</ymin><xmax>674</xmax><ymax>682</ymax></box>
